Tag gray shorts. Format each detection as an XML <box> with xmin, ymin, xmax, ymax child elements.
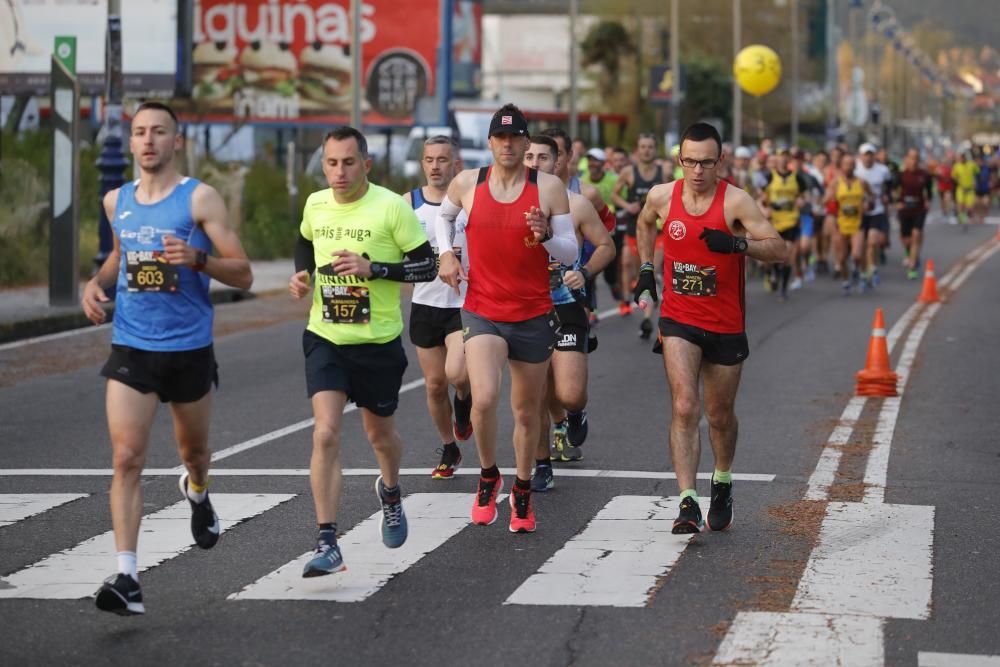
<box><xmin>461</xmin><ymin>309</ymin><xmax>559</xmax><ymax>363</ymax></box>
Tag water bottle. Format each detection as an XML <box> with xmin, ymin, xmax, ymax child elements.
<box><xmin>637</xmin><ymin>290</ymin><xmax>653</xmax><ymax>311</ymax></box>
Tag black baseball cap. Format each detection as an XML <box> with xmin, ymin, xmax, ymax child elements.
<box><xmin>488</xmin><ymin>106</ymin><xmax>529</xmax><ymax>138</ymax></box>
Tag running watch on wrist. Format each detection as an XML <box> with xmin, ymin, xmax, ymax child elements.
<box><xmin>192</xmin><ymin>251</ymin><xmax>208</xmax><ymax>271</ymax></box>
<box><xmin>734</xmin><ymin>238</ymin><xmax>749</xmax><ymax>253</ymax></box>
<box><xmin>579</xmin><ymin>266</ymin><xmax>592</xmax><ymax>282</ymax></box>
<box><xmin>368</xmin><ymin>262</ymin><xmax>388</xmax><ymax>279</ymax></box>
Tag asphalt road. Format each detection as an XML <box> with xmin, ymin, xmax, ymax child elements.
<box><xmin>1</xmin><ymin>219</ymin><xmax>998</xmax><ymax>667</ymax></box>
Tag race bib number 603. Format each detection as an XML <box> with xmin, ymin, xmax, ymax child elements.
<box><xmin>125</xmin><ymin>251</ymin><xmax>179</xmax><ymax>292</ymax></box>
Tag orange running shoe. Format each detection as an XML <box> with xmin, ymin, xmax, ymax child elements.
<box><xmin>617</xmin><ymin>302</ymin><xmax>633</xmax><ymax>317</ymax></box>
<box><xmin>508</xmin><ymin>485</ymin><xmax>536</xmax><ymax>533</ymax></box>
<box><xmin>471</xmin><ymin>473</ymin><xmax>503</xmax><ymax>525</ymax></box>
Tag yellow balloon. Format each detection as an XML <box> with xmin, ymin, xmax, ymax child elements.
<box><xmin>734</xmin><ymin>44</ymin><xmax>782</xmax><ymax>97</ymax></box>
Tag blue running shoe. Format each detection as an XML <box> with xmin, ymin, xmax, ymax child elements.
<box><xmin>302</xmin><ymin>537</ymin><xmax>345</xmax><ymax>578</ymax></box>
<box><xmin>376</xmin><ymin>476</ymin><xmax>408</xmax><ymax>549</ymax></box>
<box><xmin>531</xmin><ymin>462</ymin><xmax>554</xmax><ymax>492</ymax></box>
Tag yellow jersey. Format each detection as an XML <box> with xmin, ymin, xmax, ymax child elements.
<box><xmin>766</xmin><ymin>170</ymin><xmax>802</xmax><ymax>232</ymax></box>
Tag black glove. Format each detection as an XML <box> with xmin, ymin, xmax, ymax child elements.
<box><xmin>633</xmin><ymin>266</ymin><xmax>659</xmax><ymax>305</ymax></box>
<box><xmin>699</xmin><ymin>228</ymin><xmax>749</xmax><ymax>254</ymax></box>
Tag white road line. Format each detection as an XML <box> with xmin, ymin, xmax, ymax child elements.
<box><xmin>230</xmin><ymin>492</ymin><xmax>476</xmax><ymax>603</ymax></box>
<box><xmin>0</xmin><ymin>468</ymin><xmax>775</xmax><ymax>481</ymax></box>
<box><xmin>0</xmin><ymin>494</ymin><xmax>87</xmax><ymax>527</ymax></box>
<box><xmin>505</xmin><ymin>495</ymin><xmax>693</xmax><ymax>608</ymax></box>
<box><xmin>791</xmin><ymin>501</ymin><xmax>934</xmax><ymax>619</ymax></box>
<box><xmin>804</xmin><ymin>396</ymin><xmax>865</xmax><ymax>501</ymax></box>
<box><xmin>713</xmin><ymin>611</ymin><xmax>884</xmax><ymax>666</ymax></box>
<box><xmin>919</xmin><ymin>652</ymin><xmax>1000</xmax><ymax>666</ymax></box>
<box><xmin>0</xmin><ymin>323</ymin><xmax>110</xmax><ymax>353</ymax></box>
<box><xmin>947</xmin><ymin>242</ymin><xmax>1000</xmax><ymax>292</ymax></box>
<box><xmin>0</xmin><ymin>493</ymin><xmax>294</xmax><ymax>599</ymax></box>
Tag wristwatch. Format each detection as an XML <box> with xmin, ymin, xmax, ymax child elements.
<box><xmin>192</xmin><ymin>250</ymin><xmax>208</xmax><ymax>271</ymax></box>
<box><xmin>734</xmin><ymin>238</ymin><xmax>749</xmax><ymax>254</ymax></box>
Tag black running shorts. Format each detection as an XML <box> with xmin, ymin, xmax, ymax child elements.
<box><xmin>554</xmin><ymin>302</ymin><xmax>589</xmax><ymax>353</ymax></box>
<box><xmin>409</xmin><ymin>303</ymin><xmax>463</xmax><ymax>348</ymax></box>
<box><xmin>100</xmin><ymin>344</ymin><xmax>218</xmax><ymax>403</ymax></box>
<box><xmin>303</xmin><ymin>330</ymin><xmax>408</xmax><ymax>416</ymax></box>
<box><xmin>657</xmin><ymin>318</ymin><xmax>749</xmax><ymax>366</ymax></box>
<box><xmin>898</xmin><ymin>211</ymin><xmax>926</xmax><ymax>236</ymax></box>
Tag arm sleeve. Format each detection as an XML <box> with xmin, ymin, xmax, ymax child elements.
<box><xmin>369</xmin><ymin>241</ymin><xmax>437</xmax><ymax>283</ymax></box>
<box><xmin>294</xmin><ymin>232</ymin><xmax>315</xmax><ymax>274</ymax></box>
<box><xmin>434</xmin><ymin>196</ymin><xmax>463</xmax><ymax>255</ymax></box>
<box><xmin>541</xmin><ymin>212</ymin><xmax>578</xmax><ymax>264</ymax></box>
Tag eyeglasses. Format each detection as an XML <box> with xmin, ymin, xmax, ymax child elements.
<box><xmin>679</xmin><ymin>157</ymin><xmax>720</xmax><ymax>170</ymax></box>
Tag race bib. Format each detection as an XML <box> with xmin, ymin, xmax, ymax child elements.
<box><xmin>125</xmin><ymin>251</ymin><xmax>179</xmax><ymax>293</ymax></box>
<box><xmin>671</xmin><ymin>261</ymin><xmax>717</xmax><ymax>297</ymax></box>
<box><xmin>548</xmin><ymin>259</ymin><xmax>563</xmax><ymax>291</ymax></box>
<box><xmin>321</xmin><ymin>285</ymin><xmax>371</xmax><ymax>324</ymax></box>
<box><xmin>772</xmin><ymin>199</ymin><xmax>794</xmax><ymax>211</ymax></box>
<box><xmin>841</xmin><ymin>205</ymin><xmax>860</xmax><ymax>217</ymax></box>
<box><xmin>902</xmin><ymin>195</ymin><xmax>921</xmax><ymax>209</ymax></box>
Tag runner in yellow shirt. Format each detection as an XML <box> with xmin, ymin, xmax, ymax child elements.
<box><xmin>951</xmin><ymin>152</ymin><xmax>979</xmax><ymax>225</ymax></box>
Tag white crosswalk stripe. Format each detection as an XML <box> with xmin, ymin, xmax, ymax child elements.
<box><xmin>0</xmin><ymin>494</ymin><xmax>87</xmax><ymax>527</ymax></box>
<box><xmin>0</xmin><ymin>494</ymin><xmax>294</xmax><ymax>599</ymax></box>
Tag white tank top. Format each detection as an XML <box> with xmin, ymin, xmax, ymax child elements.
<box><xmin>410</xmin><ymin>187</ymin><xmax>469</xmax><ymax>309</ymax></box>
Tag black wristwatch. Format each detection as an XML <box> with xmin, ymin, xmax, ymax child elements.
<box><xmin>192</xmin><ymin>250</ymin><xmax>208</xmax><ymax>271</ymax></box>
<box><xmin>369</xmin><ymin>261</ymin><xmax>388</xmax><ymax>279</ymax></box>
<box><xmin>734</xmin><ymin>238</ymin><xmax>749</xmax><ymax>254</ymax></box>
<box><xmin>579</xmin><ymin>266</ymin><xmax>592</xmax><ymax>282</ymax></box>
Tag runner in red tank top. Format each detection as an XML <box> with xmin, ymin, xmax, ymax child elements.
<box><xmin>434</xmin><ymin>104</ymin><xmax>575</xmax><ymax>534</ymax></box>
<box><xmin>632</xmin><ymin>122</ymin><xmax>785</xmax><ymax>536</ymax></box>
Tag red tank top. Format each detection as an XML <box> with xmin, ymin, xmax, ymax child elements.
<box><xmin>660</xmin><ymin>179</ymin><xmax>745</xmax><ymax>334</ymax></box>
<box><xmin>464</xmin><ymin>167</ymin><xmax>551</xmax><ymax>322</ymax></box>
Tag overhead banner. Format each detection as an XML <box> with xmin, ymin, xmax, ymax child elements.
<box><xmin>184</xmin><ymin>0</ymin><xmax>442</xmax><ymax>126</ymax></box>
<box><xmin>0</xmin><ymin>0</ymin><xmax>178</xmax><ymax>96</ymax></box>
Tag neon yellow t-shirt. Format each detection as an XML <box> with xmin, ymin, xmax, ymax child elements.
<box><xmin>582</xmin><ymin>170</ymin><xmax>619</xmax><ymax>211</ymax></box>
<box><xmin>301</xmin><ymin>184</ymin><xmax>426</xmax><ymax>345</ymax></box>
<box><xmin>951</xmin><ymin>161</ymin><xmax>979</xmax><ymax>190</ymax></box>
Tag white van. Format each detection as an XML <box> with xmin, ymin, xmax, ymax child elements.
<box><xmin>403</xmin><ymin>126</ymin><xmax>492</xmax><ymax>179</ymax></box>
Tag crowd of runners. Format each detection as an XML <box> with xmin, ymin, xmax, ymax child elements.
<box><xmin>81</xmin><ymin>99</ymin><xmax>996</xmax><ymax>614</ymax></box>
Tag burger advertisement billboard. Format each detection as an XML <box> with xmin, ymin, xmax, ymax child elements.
<box><xmin>188</xmin><ymin>0</ymin><xmax>441</xmax><ymax>125</ymax></box>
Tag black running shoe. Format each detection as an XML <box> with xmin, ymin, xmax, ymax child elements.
<box><xmin>566</xmin><ymin>410</ymin><xmax>589</xmax><ymax>448</ymax></box>
<box><xmin>453</xmin><ymin>394</ymin><xmax>473</xmax><ymax>441</ymax></box>
<box><xmin>639</xmin><ymin>318</ymin><xmax>653</xmax><ymax>340</ymax></box>
<box><xmin>707</xmin><ymin>480</ymin><xmax>734</xmax><ymax>531</ymax></box>
<box><xmin>672</xmin><ymin>496</ymin><xmax>704</xmax><ymax>534</ymax></box>
<box><xmin>95</xmin><ymin>573</ymin><xmax>144</xmax><ymax>616</ymax></box>
<box><xmin>179</xmin><ymin>473</ymin><xmax>220</xmax><ymax>549</ymax></box>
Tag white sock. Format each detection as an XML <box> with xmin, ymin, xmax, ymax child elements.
<box><xmin>116</xmin><ymin>551</ymin><xmax>138</xmax><ymax>580</ymax></box>
<box><xmin>184</xmin><ymin>478</ymin><xmax>208</xmax><ymax>504</ymax></box>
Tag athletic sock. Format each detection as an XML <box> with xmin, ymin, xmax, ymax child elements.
<box><xmin>184</xmin><ymin>475</ymin><xmax>209</xmax><ymax>503</ymax></box>
<box><xmin>453</xmin><ymin>393</ymin><xmax>472</xmax><ymax>424</ymax></box>
<box><xmin>116</xmin><ymin>551</ymin><xmax>138</xmax><ymax>580</ymax></box>
<box><xmin>554</xmin><ymin>418</ymin><xmax>567</xmax><ymax>429</ymax></box>
<box><xmin>514</xmin><ymin>477</ymin><xmax>531</xmax><ymax>491</ymax></box>
<box><xmin>481</xmin><ymin>464</ymin><xmax>499</xmax><ymax>479</ymax></box>
<box><xmin>380</xmin><ymin>483</ymin><xmax>400</xmax><ymax>501</ymax></box>
<box><xmin>317</xmin><ymin>523</ymin><xmax>338</xmax><ymax>545</ymax></box>
<box><xmin>712</xmin><ymin>469</ymin><xmax>733</xmax><ymax>484</ymax></box>
<box><xmin>679</xmin><ymin>488</ymin><xmax>699</xmax><ymax>504</ymax></box>
<box><xmin>535</xmin><ymin>457</ymin><xmax>551</xmax><ymax>467</ymax></box>
<box><xmin>442</xmin><ymin>441</ymin><xmax>459</xmax><ymax>456</ymax></box>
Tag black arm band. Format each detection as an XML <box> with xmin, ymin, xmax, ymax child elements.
<box><xmin>294</xmin><ymin>233</ymin><xmax>316</xmax><ymax>274</ymax></box>
<box><xmin>369</xmin><ymin>241</ymin><xmax>437</xmax><ymax>283</ymax></box>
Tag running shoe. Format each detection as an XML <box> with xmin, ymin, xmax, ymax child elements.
<box><xmin>588</xmin><ymin>311</ymin><xmax>599</xmax><ymax>326</ymax></box>
<box><xmin>531</xmin><ymin>462</ymin><xmax>554</xmax><ymax>492</ymax></box>
<box><xmin>907</xmin><ymin>268</ymin><xmax>920</xmax><ymax>280</ymax></box>
<box><xmin>95</xmin><ymin>573</ymin><xmax>144</xmax><ymax>616</ymax></box>
<box><xmin>550</xmin><ymin>421</ymin><xmax>582</xmax><ymax>462</ymax></box>
<box><xmin>871</xmin><ymin>269</ymin><xmax>881</xmax><ymax>287</ymax></box>
<box><xmin>706</xmin><ymin>480</ymin><xmax>734</xmax><ymax>531</ymax></box>
<box><xmin>639</xmin><ymin>318</ymin><xmax>653</xmax><ymax>340</ymax></box>
<box><xmin>375</xmin><ymin>476</ymin><xmax>408</xmax><ymax>549</ymax></box>
<box><xmin>842</xmin><ymin>279</ymin><xmax>851</xmax><ymax>296</ymax></box>
<box><xmin>453</xmin><ymin>394</ymin><xmax>473</xmax><ymax>441</ymax></box>
<box><xmin>302</xmin><ymin>536</ymin><xmax>346</xmax><ymax>578</ymax></box>
<box><xmin>763</xmin><ymin>273</ymin><xmax>774</xmax><ymax>292</ymax></box>
<box><xmin>431</xmin><ymin>445</ymin><xmax>462</xmax><ymax>480</ymax></box>
<box><xmin>671</xmin><ymin>496</ymin><xmax>704</xmax><ymax>534</ymax></box>
<box><xmin>509</xmin><ymin>486</ymin><xmax>536</xmax><ymax>533</ymax></box>
<box><xmin>471</xmin><ymin>473</ymin><xmax>503</xmax><ymax>525</ymax></box>
<box><xmin>566</xmin><ymin>410</ymin><xmax>589</xmax><ymax>448</ymax></box>
<box><xmin>618</xmin><ymin>302</ymin><xmax>633</xmax><ymax>317</ymax></box>
<box><xmin>790</xmin><ymin>277</ymin><xmax>803</xmax><ymax>290</ymax></box>
<box><xmin>178</xmin><ymin>473</ymin><xmax>220</xmax><ymax>549</ymax></box>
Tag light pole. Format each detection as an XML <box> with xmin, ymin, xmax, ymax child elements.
<box><xmin>790</xmin><ymin>0</ymin><xmax>799</xmax><ymax>146</ymax></box>
<box><xmin>351</xmin><ymin>0</ymin><xmax>362</xmax><ymax>129</ymax></box>
<box><xmin>569</xmin><ymin>0</ymin><xmax>579</xmax><ymax>141</ymax></box>
<box><xmin>95</xmin><ymin>0</ymin><xmax>126</xmax><ymax>276</ymax></box>
<box><xmin>732</xmin><ymin>0</ymin><xmax>742</xmax><ymax>147</ymax></box>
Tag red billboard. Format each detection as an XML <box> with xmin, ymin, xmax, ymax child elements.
<box><xmin>185</xmin><ymin>1</ymin><xmax>441</xmax><ymax>125</ymax></box>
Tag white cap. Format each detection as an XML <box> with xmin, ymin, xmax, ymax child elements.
<box><xmin>586</xmin><ymin>148</ymin><xmax>607</xmax><ymax>162</ymax></box>
<box><xmin>859</xmin><ymin>142</ymin><xmax>877</xmax><ymax>154</ymax></box>
<box><xmin>734</xmin><ymin>146</ymin><xmax>752</xmax><ymax>159</ymax></box>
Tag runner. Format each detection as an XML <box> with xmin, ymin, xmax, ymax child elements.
<box><xmin>934</xmin><ymin>154</ymin><xmax>956</xmax><ymax>222</ymax></box>
<box><xmin>633</xmin><ymin>122</ymin><xmax>785</xmax><ymax>534</ymax></box>
<box><xmin>612</xmin><ymin>132</ymin><xmax>668</xmax><ymax>336</ymax></box>
<box><xmin>522</xmin><ymin>135</ymin><xmax>614</xmax><ymax>487</ymax></box>
<box><xmin>289</xmin><ymin>126</ymin><xmax>438</xmax><ymax>576</ymax></box>
<box><xmin>825</xmin><ymin>154</ymin><xmax>872</xmax><ymax>295</ymax></box>
<box><xmin>81</xmin><ymin>101</ymin><xmax>253</xmax><ymax>615</ymax></box>
<box><xmin>972</xmin><ymin>152</ymin><xmax>993</xmax><ymax>225</ymax></box>
<box><xmin>896</xmin><ymin>148</ymin><xmax>932</xmax><ymax>279</ymax></box>
<box><xmin>582</xmin><ymin>147</ymin><xmax>628</xmax><ymax>314</ymax></box>
<box><xmin>951</xmin><ymin>152</ymin><xmax>978</xmax><ymax>226</ymax></box>
<box><xmin>436</xmin><ymin>104</ymin><xmax>576</xmax><ymax>533</ymax></box>
<box><xmin>855</xmin><ymin>143</ymin><xmax>892</xmax><ymax>289</ymax></box>
<box><xmin>758</xmin><ymin>148</ymin><xmax>810</xmax><ymax>300</ymax></box>
<box><xmin>402</xmin><ymin>136</ymin><xmax>473</xmax><ymax>480</ymax></box>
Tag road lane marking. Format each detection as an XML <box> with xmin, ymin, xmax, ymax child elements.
<box><xmin>713</xmin><ymin>611</ymin><xmax>884</xmax><ymax>666</ymax></box>
<box><xmin>919</xmin><ymin>652</ymin><xmax>1000</xmax><ymax>666</ymax></box>
<box><xmin>0</xmin><ymin>494</ymin><xmax>294</xmax><ymax>599</ymax></box>
<box><xmin>230</xmin><ymin>492</ymin><xmax>477</xmax><ymax>603</ymax></box>
<box><xmin>0</xmin><ymin>494</ymin><xmax>87</xmax><ymax>527</ymax></box>
<box><xmin>504</xmin><ymin>495</ymin><xmax>693</xmax><ymax>608</ymax></box>
<box><xmin>0</xmin><ymin>324</ymin><xmax>111</xmax><ymax>352</ymax></box>
<box><xmin>0</xmin><ymin>468</ymin><xmax>775</xmax><ymax>481</ymax></box>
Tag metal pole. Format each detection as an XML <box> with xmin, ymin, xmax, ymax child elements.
<box><xmin>826</xmin><ymin>0</ymin><xmax>838</xmax><ymax>144</ymax></box>
<box><xmin>732</xmin><ymin>0</ymin><xmax>742</xmax><ymax>146</ymax></box>
<box><xmin>351</xmin><ymin>0</ymin><xmax>362</xmax><ymax>129</ymax></box>
<box><xmin>440</xmin><ymin>0</ymin><xmax>453</xmax><ymax>127</ymax></box>
<box><xmin>670</xmin><ymin>0</ymin><xmax>679</xmax><ymax>146</ymax></box>
<box><xmin>569</xmin><ymin>0</ymin><xmax>579</xmax><ymax>141</ymax></box>
<box><xmin>791</xmin><ymin>0</ymin><xmax>800</xmax><ymax>146</ymax></box>
<box><xmin>95</xmin><ymin>0</ymin><xmax>126</xmax><ymax>275</ymax></box>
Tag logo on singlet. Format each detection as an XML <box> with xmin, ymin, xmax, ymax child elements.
<box><xmin>668</xmin><ymin>220</ymin><xmax>687</xmax><ymax>241</ymax></box>
<box><xmin>523</xmin><ymin>233</ymin><xmax>540</xmax><ymax>248</ymax></box>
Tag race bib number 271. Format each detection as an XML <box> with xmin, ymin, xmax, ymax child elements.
<box><xmin>671</xmin><ymin>262</ymin><xmax>717</xmax><ymax>297</ymax></box>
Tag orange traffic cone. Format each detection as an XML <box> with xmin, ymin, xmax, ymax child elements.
<box><xmin>855</xmin><ymin>308</ymin><xmax>898</xmax><ymax>397</ymax></box>
<box><xmin>917</xmin><ymin>259</ymin><xmax>941</xmax><ymax>304</ymax></box>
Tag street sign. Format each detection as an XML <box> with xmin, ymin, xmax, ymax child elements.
<box><xmin>49</xmin><ymin>55</ymin><xmax>80</xmax><ymax>307</ymax></box>
<box><xmin>53</xmin><ymin>36</ymin><xmax>76</xmax><ymax>75</ymax></box>
<box><xmin>649</xmin><ymin>64</ymin><xmax>683</xmax><ymax>105</ymax></box>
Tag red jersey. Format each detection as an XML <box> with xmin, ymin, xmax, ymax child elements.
<box><xmin>464</xmin><ymin>167</ymin><xmax>551</xmax><ymax>322</ymax></box>
<box><xmin>660</xmin><ymin>179</ymin><xmax>745</xmax><ymax>334</ymax></box>
<box><xmin>898</xmin><ymin>168</ymin><xmax>930</xmax><ymax>214</ymax></box>
<box><xmin>936</xmin><ymin>164</ymin><xmax>953</xmax><ymax>191</ymax></box>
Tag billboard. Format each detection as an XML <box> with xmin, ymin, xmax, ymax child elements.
<box><xmin>451</xmin><ymin>0</ymin><xmax>481</xmax><ymax>98</ymax></box>
<box><xmin>0</xmin><ymin>0</ymin><xmax>178</xmax><ymax>96</ymax></box>
<box><xmin>184</xmin><ymin>0</ymin><xmax>443</xmax><ymax>126</ymax></box>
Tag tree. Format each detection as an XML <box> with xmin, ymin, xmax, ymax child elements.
<box><xmin>679</xmin><ymin>53</ymin><xmax>733</xmax><ymax>134</ymax></box>
<box><xmin>580</xmin><ymin>20</ymin><xmax>635</xmax><ymax>99</ymax></box>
